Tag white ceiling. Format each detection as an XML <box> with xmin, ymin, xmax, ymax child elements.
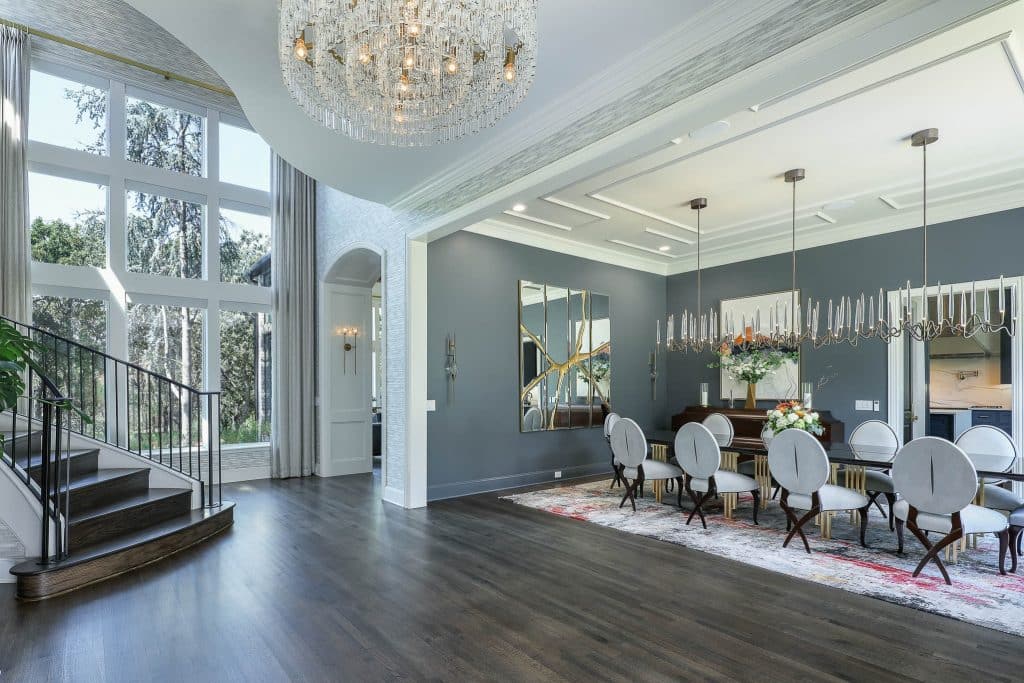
<box><xmin>471</xmin><ymin>2</ymin><xmax>1024</xmax><ymax>275</ymax></box>
<box><xmin>121</xmin><ymin>0</ymin><xmax>713</xmax><ymax>206</ymax></box>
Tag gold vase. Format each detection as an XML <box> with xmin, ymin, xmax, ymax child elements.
<box><xmin>745</xmin><ymin>383</ymin><xmax>757</xmax><ymax>409</ymax></box>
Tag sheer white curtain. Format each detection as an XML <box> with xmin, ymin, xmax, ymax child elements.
<box><xmin>0</xmin><ymin>26</ymin><xmax>30</xmax><ymax>321</ymax></box>
<box><xmin>270</xmin><ymin>155</ymin><xmax>318</xmax><ymax>478</ymax></box>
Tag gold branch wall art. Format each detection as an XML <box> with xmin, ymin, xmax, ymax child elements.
<box><xmin>519</xmin><ymin>281</ymin><xmax>611</xmax><ymax>432</ymax></box>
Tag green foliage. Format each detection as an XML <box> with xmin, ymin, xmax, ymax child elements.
<box><xmin>0</xmin><ymin>320</ymin><xmax>41</xmax><ymax>413</ymax></box>
<box><xmin>30</xmin><ymin>214</ymin><xmax>106</xmax><ymax>267</ymax></box>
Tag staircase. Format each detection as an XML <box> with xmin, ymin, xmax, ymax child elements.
<box><xmin>1</xmin><ymin>316</ymin><xmax>233</xmax><ymax>600</ymax></box>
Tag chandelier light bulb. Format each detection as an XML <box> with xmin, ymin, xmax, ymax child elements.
<box><xmin>407</xmin><ymin>22</ymin><xmax>420</xmax><ymax>36</ymax></box>
<box><xmin>445</xmin><ymin>58</ymin><xmax>459</xmax><ymax>74</ymax></box>
<box><xmin>404</xmin><ymin>53</ymin><xmax>416</xmax><ymax>68</ymax></box>
<box><xmin>293</xmin><ymin>37</ymin><xmax>308</xmax><ymax>60</ymax></box>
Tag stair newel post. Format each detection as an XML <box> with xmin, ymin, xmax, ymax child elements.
<box><xmin>60</xmin><ymin>400</ymin><xmax>72</xmax><ymax>560</ymax></box>
<box><xmin>39</xmin><ymin>400</ymin><xmax>52</xmax><ymax>565</ymax></box>
<box><xmin>204</xmin><ymin>391</ymin><xmax>221</xmax><ymax>508</ymax></box>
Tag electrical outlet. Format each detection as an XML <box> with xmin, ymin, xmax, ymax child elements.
<box><xmin>554</xmin><ymin>470</ymin><xmax>562</xmax><ymax>479</ymax></box>
<box><xmin>873</xmin><ymin>400</ymin><xmax>880</xmax><ymax>412</ymax></box>
<box><xmin>855</xmin><ymin>400</ymin><xmax>873</xmax><ymax>411</ymax></box>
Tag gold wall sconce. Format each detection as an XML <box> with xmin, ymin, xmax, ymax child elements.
<box><xmin>336</xmin><ymin>326</ymin><xmax>359</xmax><ymax>374</ymax></box>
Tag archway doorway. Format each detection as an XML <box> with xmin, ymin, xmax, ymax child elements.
<box><xmin>318</xmin><ymin>246</ymin><xmax>386</xmax><ymax>485</ymax></box>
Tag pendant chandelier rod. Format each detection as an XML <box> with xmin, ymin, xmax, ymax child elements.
<box><xmin>784</xmin><ymin>169</ymin><xmax>805</xmax><ymax>338</ymax></box>
<box><xmin>690</xmin><ymin>197</ymin><xmax>707</xmax><ymax>315</ymax></box>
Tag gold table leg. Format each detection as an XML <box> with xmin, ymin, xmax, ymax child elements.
<box><xmin>651</xmin><ymin>444</ymin><xmax>667</xmax><ymax>504</ymax></box>
<box><xmin>754</xmin><ymin>454</ymin><xmax>770</xmax><ymax>510</ymax></box>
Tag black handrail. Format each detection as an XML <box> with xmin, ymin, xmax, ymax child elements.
<box><xmin>1</xmin><ymin>315</ymin><xmax>222</xmax><ymax>514</ymax></box>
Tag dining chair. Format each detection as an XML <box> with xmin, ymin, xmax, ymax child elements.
<box><xmin>892</xmin><ymin>437</ymin><xmax>1009</xmax><ymax>584</ymax></box>
<box><xmin>955</xmin><ymin>425</ymin><xmax>1022</xmax><ymax>514</ymax></box>
<box><xmin>702</xmin><ymin>413</ymin><xmax>734</xmax><ymax>447</ymax></box>
<box><xmin>848</xmin><ymin>420</ymin><xmax>900</xmax><ymax>530</ymax></box>
<box><xmin>603</xmin><ymin>413</ymin><xmax>623</xmax><ymax>489</ymax></box>
<box><xmin>768</xmin><ymin>429</ymin><xmax>871</xmax><ymax>552</ymax></box>
<box><xmin>523</xmin><ymin>406</ymin><xmax>544</xmax><ymax>432</ymax></box>
<box><xmin>609</xmin><ymin>418</ymin><xmax>683</xmax><ymax>512</ymax></box>
<box><xmin>675</xmin><ymin>422</ymin><xmax>760</xmax><ymax>528</ymax></box>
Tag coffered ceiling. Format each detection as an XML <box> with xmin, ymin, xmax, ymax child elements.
<box><xmin>468</xmin><ymin>2</ymin><xmax>1024</xmax><ymax>275</ymax></box>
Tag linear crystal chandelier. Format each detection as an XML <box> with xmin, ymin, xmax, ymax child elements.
<box><xmin>660</xmin><ymin>128</ymin><xmax>1017</xmax><ymax>354</ymax></box>
<box><xmin>279</xmin><ymin>0</ymin><xmax>538</xmax><ymax>146</ymax></box>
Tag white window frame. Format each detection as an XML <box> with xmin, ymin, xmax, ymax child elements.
<box><xmin>28</xmin><ymin>58</ymin><xmax>273</xmax><ymax>448</ymax></box>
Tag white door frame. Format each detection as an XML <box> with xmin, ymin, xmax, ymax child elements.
<box><xmin>317</xmin><ymin>245</ymin><xmax>387</xmax><ymax>488</ymax></box>
<box><xmin>886</xmin><ymin>276</ymin><xmax>1023</xmax><ymax>493</ymax></box>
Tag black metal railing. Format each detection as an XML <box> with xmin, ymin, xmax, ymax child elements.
<box><xmin>1</xmin><ymin>378</ymin><xmax>72</xmax><ymax>564</ymax></box>
<box><xmin>1</xmin><ymin>315</ymin><xmax>222</xmax><ymax>511</ymax></box>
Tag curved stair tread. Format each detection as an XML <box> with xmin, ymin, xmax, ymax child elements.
<box><xmin>69</xmin><ymin>488</ymin><xmax>192</xmax><ymax>524</ymax></box>
<box><xmin>10</xmin><ymin>502</ymin><xmax>234</xmax><ymax>600</ymax></box>
<box><xmin>56</xmin><ymin>468</ymin><xmax>149</xmax><ymax>495</ymax></box>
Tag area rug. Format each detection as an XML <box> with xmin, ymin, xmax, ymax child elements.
<box><xmin>502</xmin><ymin>479</ymin><xmax>1024</xmax><ymax>636</ymax></box>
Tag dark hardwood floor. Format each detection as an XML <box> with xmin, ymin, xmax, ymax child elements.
<box><xmin>2</xmin><ymin>473</ymin><xmax>1022</xmax><ymax>682</ymax></box>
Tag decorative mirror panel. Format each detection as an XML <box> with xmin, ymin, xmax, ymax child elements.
<box><xmin>520</xmin><ymin>281</ymin><xmax>611</xmax><ymax>431</ymax></box>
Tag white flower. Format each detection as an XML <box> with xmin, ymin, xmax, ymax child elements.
<box><xmin>788</xmin><ymin>413</ymin><xmax>798</xmax><ymax>423</ymax></box>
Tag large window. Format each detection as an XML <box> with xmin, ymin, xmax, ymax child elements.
<box><xmin>28</xmin><ymin>61</ymin><xmax>273</xmax><ymax>447</ymax></box>
<box><xmin>28</xmin><ymin>172</ymin><xmax>107</xmax><ymax>268</ymax></box>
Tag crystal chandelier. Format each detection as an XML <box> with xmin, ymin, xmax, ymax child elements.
<box><xmin>279</xmin><ymin>0</ymin><xmax>537</xmax><ymax>146</ymax></box>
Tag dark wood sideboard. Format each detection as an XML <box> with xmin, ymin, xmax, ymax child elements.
<box><xmin>670</xmin><ymin>406</ymin><xmax>845</xmax><ymax>449</ymax></box>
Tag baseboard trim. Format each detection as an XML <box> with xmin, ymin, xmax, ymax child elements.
<box><xmin>316</xmin><ymin>459</ymin><xmax>373</xmax><ymax>478</ymax></box>
<box><xmin>428</xmin><ymin>462</ymin><xmax>609</xmax><ymax>501</ymax></box>
<box><xmin>221</xmin><ymin>466</ymin><xmax>271</xmax><ymax>483</ymax></box>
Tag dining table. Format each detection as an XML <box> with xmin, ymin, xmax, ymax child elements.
<box><xmin>643</xmin><ymin>429</ymin><xmax>1024</xmax><ymax>554</ymax></box>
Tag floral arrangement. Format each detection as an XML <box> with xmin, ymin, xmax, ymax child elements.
<box><xmin>708</xmin><ymin>341</ymin><xmax>798</xmax><ymax>385</ymax></box>
<box><xmin>766</xmin><ymin>401</ymin><xmax>823</xmax><ymax>436</ymax></box>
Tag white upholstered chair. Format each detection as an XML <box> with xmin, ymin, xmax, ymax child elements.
<box><xmin>892</xmin><ymin>437</ymin><xmax>1009</xmax><ymax>584</ymax></box>
<box><xmin>955</xmin><ymin>426</ymin><xmax>1022</xmax><ymax>514</ymax></box>
<box><xmin>702</xmin><ymin>413</ymin><xmax>735</xmax><ymax>448</ymax></box>
<box><xmin>848</xmin><ymin>420</ymin><xmax>900</xmax><ymax>530</ymax></box>
<box><xmin>523</xmin><ymin>406</ymin><xmax>544</xmax><ymax>432</ymax></box>
<box><xmin>675</xmin><ymin>422</ymin><xmax>760</xmax><ymax>527</ymax></box>
<box><xmin>603</xmin><ymin>413</ymin><xmax>623</xmax><ymax>489</ymax></box>
<box><xmin>768</xmin><ymin>429</ymin><xmax>871</xmax><ymax>552</ymax></box>
<box><xmin>609</xmin><ymin>418</ymin><xmax>683</xmax><ymax>511</ymax></box>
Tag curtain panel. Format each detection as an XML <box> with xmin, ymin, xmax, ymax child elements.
<box><xmin>0</xmin><ymin>26</ymin><xmax>30</xmax><ymax>322</ymax></box>
<box><xmin>270</xmin><ymin>155</ymin><xmax>318</xmax><ymax>478</ymax></box>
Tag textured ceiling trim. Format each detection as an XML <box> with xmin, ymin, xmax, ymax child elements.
<box><xmin>397</xmin><ymin>0</ymin><xmax>887</xmax><ymax>219</ymax></box>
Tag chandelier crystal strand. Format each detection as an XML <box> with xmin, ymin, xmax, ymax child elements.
<box><xmin>280</xmin><ymin>0</ymin><xmax>538</xmax><ymax>146</ymax></box>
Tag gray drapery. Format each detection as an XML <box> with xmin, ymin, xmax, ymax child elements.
<box><xmin>270</xmin><ymin>155</ymin><xmax>318</xmax><ymax>478</ymax></box>
<box><xmin>0</xmin><ymin>26</ymin><xmax>30</xmax><ymax>321</ymax></box>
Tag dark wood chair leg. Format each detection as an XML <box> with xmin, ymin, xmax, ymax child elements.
<box><xmin>866</xmin><ymin>491</ymin><xmax>886</xmax><ymax>519</ymax></box>
<box><xmin>883</xmin><ymin>493</ymin><xmax>896</xmax><ymax>531</ymax></box>
<box><xmin>1010</xmin><ymin>525</ymin><xmax>1022</xmax><ymax>573</ymax></box>
<box><xmin>686</xmin><ymin>490</ymin><xmax>709</xmax><ymax>529</ymax></box>
<box><xmin>619</xmin><ymin>478</ymin><xmax>638</xmax><ymax>511</ymax></box>
<box><xmin>895</xmin><ymin>518</ymin><xmax>905</xmax><ymax>554</ymax></box>
<box><xmin>998</xmin><ymin>529</ymin><xmax>1009</xmax><ymax>576</ymax></box>
<box><xmin>675</xmin><ymin>476</ymin><xmax>684</xmax><ymax>508</ymax></box>
<box><xmin>782</xmin><ymin>504</ymin><xmax>817</xmax><ymax>553</ymax></box>
<box><xmin>858</xmin><ymin>504</ymin><xmax>870</xmax><ymax>547</ymax></box>
<box><xmin>751</xmin><ymin>489</ymin><xmax>760</xmax><ymax>525</ymax></box>
<box><xmin>908</xmin><ymin>522</ymin><xmax>958</xmax><ymax>585</ymax></box>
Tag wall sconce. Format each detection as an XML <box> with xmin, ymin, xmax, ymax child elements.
<box><xmin>445</xmin><ymin>334</ymin><xmax>458</xmax><ymax>403</ymax></box>
<box><xmin>337</xmin><ymin>326</ymin><xmax>359</xmax><ymax>374</ymax></box>
<box><xmin>649</xmin><ymin>348</ymin><xmax>658</xmax><ymax>400</ymax></box>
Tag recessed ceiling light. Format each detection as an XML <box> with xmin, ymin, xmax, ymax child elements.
<box><xmin>658</xmin><ymin>245</ymin><xmax>671</xmax><ymax>252</ymax></box>
<box><xmin>511</xmin><ymin>203</ymin><xmax>527</xmax><ymax>212</ymax></box>
<box><xmin>822</xmin><ymin>199</ymin><xmax>856</xmax><ymax>211</ymax></box>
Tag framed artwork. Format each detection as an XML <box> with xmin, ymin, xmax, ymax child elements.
<box><xmin>719</xmin><ymin>290</ymin><xmax>800</xmax><ymax>401</ymax></box>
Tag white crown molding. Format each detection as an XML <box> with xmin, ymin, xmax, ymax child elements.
<box><xmin>541</xmin><ymin>196</ymin><xmax>610</xmax><ymax>220</ymax></box>
<box><xmin>467</xmin><ymin>219</ymin><xmax>667</xmax><ymax>276</ymax></box>
<box><xmin>500</xmin><ymin>211</ymin><xmax>573</xmax><ymax>231</ymax></box>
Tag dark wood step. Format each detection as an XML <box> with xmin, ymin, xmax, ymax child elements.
<box><xmin>1</xmin><ymin>429</ymin><xmax>42</xmax><ymax>459</ymax></box>
<box><xmin>26</xmin><ymin>449</ymin><xmax>100</xmax><ymax>484</ymax></box>
<box><xmin>11</xmin><ymin>503</ymin><xmax>234</xmax><ymax>600</ymax></box>
<box><xmin>69</xmin><ymin>488</ymin><xmax>192</xmax><ymax>547</ymax></box>
<box><xmin>56</xmin><ymin>468</ymin><xmax>150</xmax><ymax>516</ymax></box>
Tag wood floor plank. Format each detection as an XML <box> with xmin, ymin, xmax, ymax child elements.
<box><xmin>2</xmin><ymin>473</ymin><xmax>1022</xmax><ymax>681</ymax></box>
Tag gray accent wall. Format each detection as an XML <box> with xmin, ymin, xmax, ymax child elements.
<box><xmin>667</xmin><ymin>207</ymin><xmax>1024</xmax><ymax>430</ymax></box>
<box><xmin>427</xmin><ymin>231</ymin><xmax>666</xmax><ymax>500</ymax></box>
<box><xmin>428</xmin><ymin>208</ymin><xmax>1024</xmax><ymax>500</ymax></box>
